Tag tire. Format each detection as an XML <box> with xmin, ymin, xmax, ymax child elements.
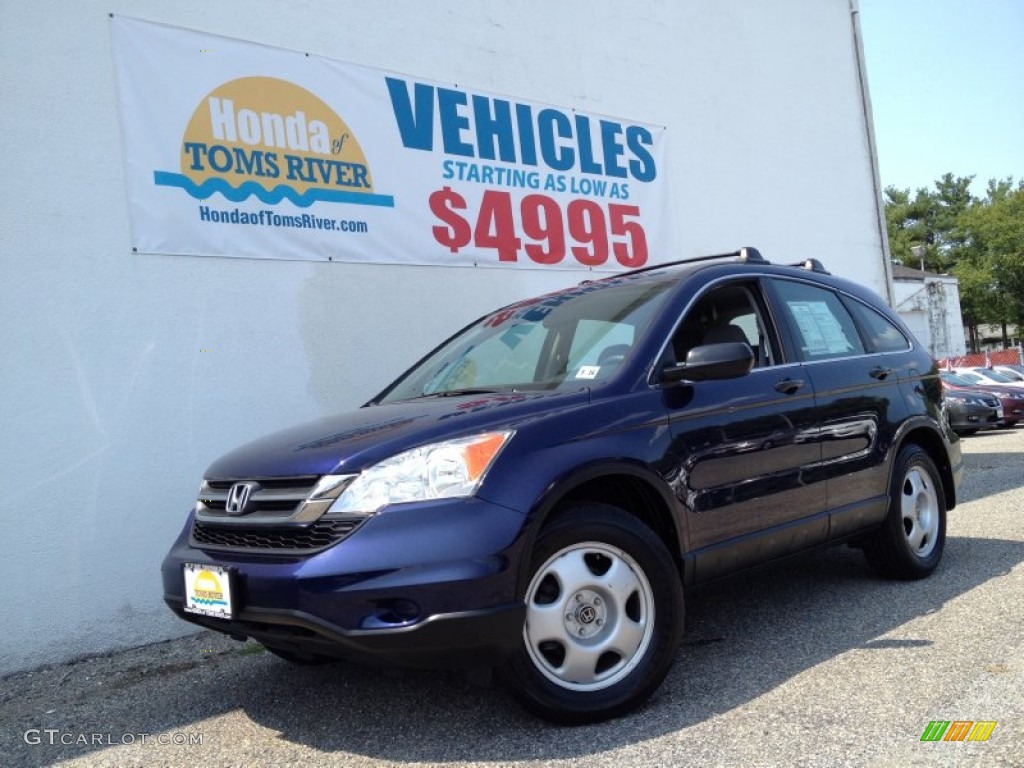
<box><xmin>263</xmin><ymin>645</ymin><xmax>339</xmax><ymax>665</ymax></box>
<box><xmin>503</xmin><ymin>505</ymin><xmax>684</xmax><ymax>724</ymax></box>
<box><xmin>863</xmin><ymin>444</ymin><xmax>946</xmax><ymax>580</ymax></box>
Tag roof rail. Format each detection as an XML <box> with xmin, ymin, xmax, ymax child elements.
<box><xmin>790</xmin><ymin>258</ymin><xmax>830</xmax><ymax>274</ymax></box>
<box><xmin>614</xmin><ymin>246</ymin><xmax>768</xmax><ymax>278</ymax></box>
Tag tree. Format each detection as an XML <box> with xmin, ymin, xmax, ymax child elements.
<box><xmin>883</xmin><ymin>174</ymin><xmax>975</xmax><ymax>273</ymax></box>
<box><xmin>883</xmin><ymin>175</ymin><xmax>1023</xmax><ymax>351</ymax></box>
<box><xmin>961</xmin><ymin>179</ymin><xmax>1024</xmax><ymax>344</ymax></box>
<box><xmin>952</xmin><ymin>256</ymin><xmax>993</xmax><ymax>351</ymax></box>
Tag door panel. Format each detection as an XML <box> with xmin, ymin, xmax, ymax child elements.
<box><xmin>802</xmin><ymin>356</ymin><xmax>904</xmax><ymax>535</ymax></box>
<box><xmin>661</xmin><ymin>278</ymin><xmax>828</xmax><ymax>581</ymax></box>
<box><xmin>666</xmin><ymin>367</ymin><xmax>825</xmax><ymax>580</ymax></box>
<box><xmin>765</xmin><ymin>278</ymin><xmax>907</xmax><ymax>539</ymax></box>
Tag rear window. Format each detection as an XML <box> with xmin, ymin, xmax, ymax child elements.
<box><xmin>845</xmin><ymin>299</ymin><xmax>909</xmax><ymax>353</ymax></box>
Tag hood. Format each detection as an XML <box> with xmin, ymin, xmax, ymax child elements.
<box><xmin>983</xmin><ymin>385</ymin><xmax>1024</xmax><ymax>398</ymax></box>
<box><xmin>946</xmin><ymin>382</ymin><xmax>1023</xmax><ymax>398</ymax></box>
<box><xmin>205</xmin><ymin>388</ymin><xmax>590</xmax><ymax>479</ymax></box>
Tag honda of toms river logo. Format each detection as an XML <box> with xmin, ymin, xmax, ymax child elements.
<box><xmin>154</xmin><ymin>76</ymin><xmax>394</xmax><ymax>208</ymax></box>
<box><xmin>191</xmin><ymin>570</ymin><xmax>227</xmax><ymax>607</ymax></box>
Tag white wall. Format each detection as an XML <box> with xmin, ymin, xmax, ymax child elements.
<box><xmin>0</xmin><ymin>0</ymin><xmax>887</xmax><ymax>673</ymax></box>
<box><xmin>894</xmin><ymin>276</ymin><xmax>968</xmax><ymax>359</ymax></box>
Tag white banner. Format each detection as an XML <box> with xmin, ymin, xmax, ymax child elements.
<box><xmin>111</xmin><ymin>16</ymin><xmax>673</xmax><ymax>270</ymax></box>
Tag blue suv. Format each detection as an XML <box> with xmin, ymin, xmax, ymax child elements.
<box><xmin>162</xmin><ymin>248</ymin><xmax>962</xmax><ymax>723</ymax></box>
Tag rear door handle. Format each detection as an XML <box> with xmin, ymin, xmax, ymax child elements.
<box><xmin>870</xmin><ymin>366</ymin><xmax>894</xmax><ymax>380</ymax></box>
<box><xmin>774</xmin><ymin>378</ymin><xmax>804</xmax><ymax>395</ymax></box>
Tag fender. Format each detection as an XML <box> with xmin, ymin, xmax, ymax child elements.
<box><xmin>886</xmin><ymin>414</ymin><xmax>960</xmax><ymax>510</ymax></box>
<box><xmin>513</xmin><ymin>458</ymin><xmax>690</xmax><ymax>595</ymax></box>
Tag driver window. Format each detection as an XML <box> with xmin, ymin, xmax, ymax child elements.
<box><xmin>670</xmin><ymin>283</ymin><xmax>776</xmax><ymax>368</ymax></box>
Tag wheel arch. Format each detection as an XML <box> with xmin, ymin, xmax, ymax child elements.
<box><xmin>890</xmin><ymin>421</ymin><xmax>957</xmax><ymax>512</ymax></box>
<box><xmin>517</xmin><ymin>462</ymin><xmax>687</xmax><ymax>593</ymax></box>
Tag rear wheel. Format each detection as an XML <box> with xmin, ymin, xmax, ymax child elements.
<box><xmin>863</xmin><ymin>444</ymin><xmax>946</xmax><ymax>579</ymax></box>
<box><xmin>504</xmin><ymin>505</ymin><xmax>683</xmax><ymax>724</ymax></box>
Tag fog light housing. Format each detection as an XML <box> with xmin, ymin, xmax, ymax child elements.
<box><xmin>363</xmin><ymin>599</ymin><xmax>421</xmax><ymax>629</ymax></box>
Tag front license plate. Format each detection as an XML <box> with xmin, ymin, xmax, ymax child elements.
<box><xmin>183</xmin><ymin>563</ymin><xmax>234</xmax><ymax>618</ymax></box>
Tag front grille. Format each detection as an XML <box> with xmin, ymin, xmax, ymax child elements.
<box><xmin>191</xmin><ymin>517</ymin><xmax>363</xmax><ymax>553</ymax></box>
<box><xmin>199</xmin><ymin>476</ymin><xmax>321</xmax><ymax>520</ymax></box>
<box><xmin>981</xmin><ymin>396</ymin><xmax>999</xmax><ymax>408</ymax></box>
<box><xmin>191</xmin><ymin>473</ymin><xmax>361</xmax><ymax>553</ymax></box>
<box><xmin>195</xmin><ymin>474</ymin><xmax>355</xmax><ymax>526</ymax></box>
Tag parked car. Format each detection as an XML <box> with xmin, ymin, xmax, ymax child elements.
<box><xmin>953</xmin><ymin>370</ymin><xmax>1024</xmax><ymax>421</ymax></box>
<box><xmin>162</xmin><ymin>247</ymin><xmax>962</xmax><ymax>723</ymax></box>
<box><xmin>940</xmin><ymin>387</ymin><xmax>1001</xmax><ymax>435</ymax></box>
<box><xmin>993</xmin><ymin>364</ymin><xmax>1024</xmax><ymax>382</ymax></box>
<box><xmin>941</xmin><ymin>372</ymin><xmax>1023</xmax><ymax>428</ymax></box>
<box><xmin>955</xmin><ymin>367</ymin><xmax>1024</xmax><ymax>390</ymax></box>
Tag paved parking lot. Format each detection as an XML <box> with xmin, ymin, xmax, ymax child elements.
<box><xmin>2</xmin><ymin>428</ymin><xmax>1021</xmax><ymax>767</ymax></box>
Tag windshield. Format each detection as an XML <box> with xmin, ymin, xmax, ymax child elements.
<box><xmin>997</xmin><ymin>366</ymin><xmax>1024</xmax><ymax>380</ymax></box>
<box><xmin>377</xmin><ymin>277</ymin><xmax>674</xmax><ymax>403</ymax></box>
<box><xmin>941</xmin><ymin>373</ymin><xmax>973</xmax><ymax>387</ymax></box>
<box><xmin>975</xmin><ymin>369</ymin><xmax>1014</xmax><ymax>383</ymax></box>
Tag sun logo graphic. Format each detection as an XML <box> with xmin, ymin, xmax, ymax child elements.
<box><xmin>154</xmin><ymin>76</ymin><xmax>394</xmax><ymax>209</ymax></box>
<box><xmin>191</xmin><ymin>569</ymin><xmax>227</xmax><ymax>606</ymax></box>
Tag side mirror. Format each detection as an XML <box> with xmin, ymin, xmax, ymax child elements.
<box><xmin>661</xmin><ymin>341</ymin><xmax>754</xmax><ymax>383</ymax></box>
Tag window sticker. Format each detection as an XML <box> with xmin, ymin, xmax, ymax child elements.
<box><xmin>788</xmin><ymin>301</ymin><xmax>853</xmax><ymax>356</ymax></box>
<box><xmin>574</xmin><ymin>366</ymin><xmax>601</xmax><ymax>380</ymax></box>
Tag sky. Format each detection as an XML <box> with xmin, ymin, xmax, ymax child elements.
<box><xmin>857</xmin><ymin>0</ymin><xmax>1024</xmax><ymax>198</ymax></box>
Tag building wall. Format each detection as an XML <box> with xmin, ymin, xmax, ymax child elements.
<box><xmin>0</xmin><ymin>0</ymin><xmax>888</xmax><ymax>673</ymax></box>
<box><xmin>971</xmin><ymin>324</ymin><xmax>1021</xmax><ymax>350</ymax></box>
<box><xmin>893</xmin><ymin>276</ymin><xmax>968</xmax><ymax>360</ymax></box>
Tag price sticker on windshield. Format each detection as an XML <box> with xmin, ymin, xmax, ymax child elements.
<box><xmin>574</xmin><ymin>366</ymin><xmax>601</xmax><ymax>380</ymax></box>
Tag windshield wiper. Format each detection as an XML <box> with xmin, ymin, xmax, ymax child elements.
<box><xmin>417</xmin><ymin>387</ymin><xmax>509</xmax><ymax>399</ymax></box>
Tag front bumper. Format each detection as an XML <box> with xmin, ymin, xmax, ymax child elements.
<box><xmin>163</xmin><ymin>598</ymin><xmax>525</xmax><ymax>668</ymax></box>
<box><xmin>946</xmin><ymin>402</ymin><xmax>1000</xmax><ymax>432</ymax></box>
<box><xmin>997</xmin><ymin>399</ymin><xmax>1024</xmax><ymax>426</ymax></box>
<box><xmin>161</xmin><ymin>497</ymin><xmax>529</xmax><ymax>668</ymax></box>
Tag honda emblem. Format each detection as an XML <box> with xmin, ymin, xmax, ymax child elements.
<box><xmin>225</xmin><ymin>482</ymin><xmax>257</xmax><ymax>516</ymax></box>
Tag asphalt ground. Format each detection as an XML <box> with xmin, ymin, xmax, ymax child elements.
<box><xmin>2</xmin><ymin>428</ymin><xmax>1021</xmax><ymax>768</ymax></box>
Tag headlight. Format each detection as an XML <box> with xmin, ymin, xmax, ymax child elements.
<box><xmin>328</xmin><ymin>431</ymin><xmax>515</xmax><ymax>516</ymax></box>
<box><xmin>947</xmin><ymin>396</ymin><xmax>978</xmax><ymax>405</ymax></box>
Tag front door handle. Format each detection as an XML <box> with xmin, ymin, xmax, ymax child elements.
<box><xmin>774</xmin><ymin>378</ymin><xmax>804</xmax><ymax>395</ymax></box>
<box><xmin>870</xmin><ymin>366</ymin><xmax>894</xmax><ymax>380</ymax></box>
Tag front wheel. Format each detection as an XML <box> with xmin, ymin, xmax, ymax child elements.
<box><xmin>863</xmin><ymin>444</ymin><xmax>946</xmax><ymax>579</ymax></box>
<box><xmin>503</xmin><ymin>505</ymin><xmax>684</xmax><ymax>724</ymax></box>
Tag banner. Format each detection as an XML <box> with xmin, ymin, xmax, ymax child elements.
<box><xmin>111</xmin><ymin>16</ymin><xmax>673</xmax><ymax>270</ymax></box>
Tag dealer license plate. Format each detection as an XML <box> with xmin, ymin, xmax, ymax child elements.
<box><xmin>183</xmin><ymin>563</ymin><xmax>234</xmax><ymax>618</ymax></box>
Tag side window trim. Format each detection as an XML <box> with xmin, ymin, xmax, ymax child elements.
<box><xmin>741</xmin><ymin>280</ymin><xmax>783</xmax><ymax>368</ymax></box>
<box><xmin>763</xmin><ymin>277</ymin><xmax>805</xmax><ymax>364</ymax></box>
<box><xmin>751</xmin><ymin>277</ymin><xmax>789</xmax><ymax>366</ymax></box>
